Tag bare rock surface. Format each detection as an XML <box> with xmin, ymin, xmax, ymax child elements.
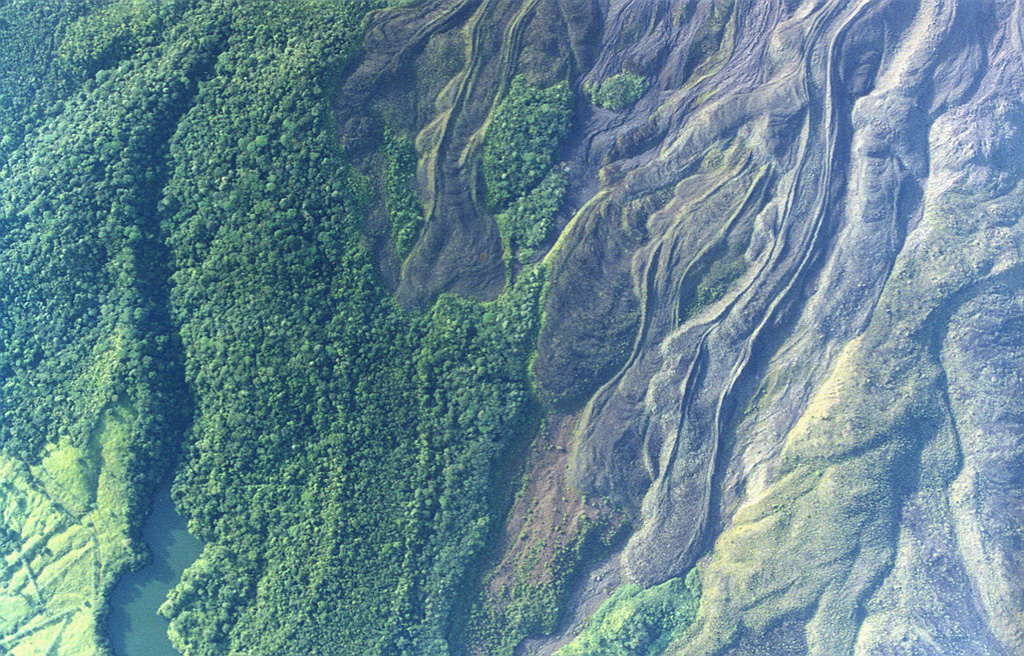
<box><xmin>337</xmin><ymin>0</ymin><xmax>1024</xmax><ymax>653</ymax></box>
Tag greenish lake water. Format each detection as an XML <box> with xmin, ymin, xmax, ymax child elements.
<box><xmin>107</xmin><ymin>480</ymin><xmax>203</xmax><ymax>656</ymax></box>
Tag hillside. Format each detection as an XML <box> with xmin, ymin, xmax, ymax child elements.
<box><xmin>1</xmin><ymin>1</ymin><xmax>1022</xmax><ymax>655</ymax></box>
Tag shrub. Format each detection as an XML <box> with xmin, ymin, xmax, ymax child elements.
<box><xmin>588</xmin><ymin>73</ymin><xmax>648</xmax><ymax>112</ymax></box>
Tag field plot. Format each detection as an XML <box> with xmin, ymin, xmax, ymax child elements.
<box><xmin>0</xmin><ymin>402</ymin><xmax>137</xmax><ymax>656</ymax></box>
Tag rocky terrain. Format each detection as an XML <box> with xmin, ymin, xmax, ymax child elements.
<box><xmin>337</xmin><ymin>0</ymin><xmax>1024</xmax><ymax>653</ymax></box>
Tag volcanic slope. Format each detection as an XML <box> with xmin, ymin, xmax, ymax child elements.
<box><xmin>337</xmin><ymin>0</ymin><xmax>1024</xmax><ymax>654</ymax></box>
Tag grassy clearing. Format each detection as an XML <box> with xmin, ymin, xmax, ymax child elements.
<box><xmin>0</xmin><ymin>399</ymin><xmax>141</xmax><ymax>656</ymax></box>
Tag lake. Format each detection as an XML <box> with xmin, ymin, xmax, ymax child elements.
<box><xmin>106</xmin><ymin>479</ymin><xmax>204</xmax><ymax>656</ymax></box>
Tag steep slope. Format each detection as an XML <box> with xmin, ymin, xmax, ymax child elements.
<box><xmin>336</xmin><ymin>0</ymin><xmax>1024</xmax><ymax>654</ymax></box>
<box><xmin>2</xmin><ymin>0</ymin><xmax>1023</xmax><ymax>655</ymax></box>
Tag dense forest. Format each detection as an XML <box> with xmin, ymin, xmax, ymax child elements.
<box><xmin>0</xmin><ymin>1</ymin><xmax>626</xmax><ymax>654</ymax></box>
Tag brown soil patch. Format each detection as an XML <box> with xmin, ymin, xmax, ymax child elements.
<box><xmin>483</xmin><ymin>407</ymin><xmax>625</xmax><ymax>614</ymax></box>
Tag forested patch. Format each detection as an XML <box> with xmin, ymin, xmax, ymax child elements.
<box><xmin>381</xmin><ymin>127</ymin><xmax>425</xmax><ymax>261</ymax></box>
<box><xmin>497</xmin><ymin>167</ymin><xmax>566</xmax><ymax>263</ymax></box>
<box><xmin>0</xmin><ymin>0</ymin><xmax>204</xmax><ymax>485</ymax></box>
<box><xmin>483</xmin><ymin>75</ymin><xmax>572</xmax><ymax>212</ymax></box>
<box><xmin>5</xmin><ymin>1</ymin><xmax>552</xmax><ymax>654</ymax></box>
<box><xmin>119</xmin><ymin>1</ymin><xmax>548</xmax><ymax>653</ymax></box>
<box><xmin>0</xmin><ymin>0</ymin><xmax>211</xmax><ymax>651</ymax></box>
<box><xmin>587</xmin><ymin>73</ymin><xmax>647</xmax><ymax>112</ymax></box>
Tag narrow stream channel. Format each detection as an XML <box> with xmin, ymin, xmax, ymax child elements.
<box><xmin>107</xmin><ymin>479</ymin><xmax>203</xmax><ymax>656</ymax></box>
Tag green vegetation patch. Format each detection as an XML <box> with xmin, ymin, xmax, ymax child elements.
<box><xmin>497</xmin><ymin>166</ymin><xmax>567</xmax><ymax>262</ymax></box>
<box><xmin>0</xmin><ymin>400</ymin><xmax>144</xmax><ymax>655</ymax></box>
<box><xmin>0</xmin><ymin>0</ymin><xmax>204</xmax><ymax>463</ymax></box>
<box><xmin>587</xmin><ymin>73</ymin><xmax>648</xmax><ymax>112</ymax></box>
<box><xmin>57</xmin><ymin>0</ymin><xmax>191</xmax><ymax>77</ymax></box>
<box><xmin>483</xmin><ymin>75</ymin><xmax>572</xmax><ymax>212</ymax></box>
<box><xmin>140</xmin><ymin>3</ymin><xmax>554</xmax><ymax>652</ymax></box>
<box><xmin>558</xmin><ymin>571</ymin><xmax>700</xmax><ymax>656</ymax></box>
<box><xmin>0</xmin><ymin>3</ymin><xmax>198</xmax><ymax>651</ymax></box>
<box><xmin>382</xmin><ymin>127</ymin><xmax>425</xmax><ymax>260</ymax></box>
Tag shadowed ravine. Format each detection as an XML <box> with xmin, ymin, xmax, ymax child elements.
<box><xmin>337</xmin><ymin>0</ymin><xmax>1024</xmax><ymax>654</ymax></box>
